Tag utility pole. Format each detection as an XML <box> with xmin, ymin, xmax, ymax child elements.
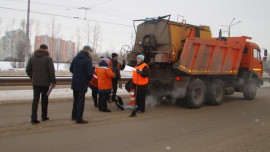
<box><xmin>25</xmin><ymin>0</ymin><xmax>30</xmax><ymax>67</ymax></box>
<box><xmin>220</xmin><ymin>18</ymin><xmax>241</xmax><ymax>37</ymax></box>
<box><xmin>78</xmin><ymin>7</ymin><xmax>91</xmax><ymax>20</ymax></box>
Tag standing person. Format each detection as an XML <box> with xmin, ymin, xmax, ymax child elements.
<box><xmin>132</xmin><ymin>55</ymin><xmax>149</xmax><ymax>115</ymax></box>
<box><xmin>26</xmin><ymin>44</ymin><xmax>56</xmax><ymax>124</ymax></box>
<box><xmin>70</xmin><ymin>46</ymin><xmax>93</xmax><ymax>124</ymax></box>
<box><xmin>109</xmin><ymin>53</ymin><xmax>126</xmax><ymax>101</ymax></box>
<box><xmin>97</xmin><ymin>58</ymin><xmax>115</xmax><ymax>112</ymax></box>
<box><xmin>89</xmin><ymin>65</ymin><xmax>98</xmax><ymax>107</ymax></box>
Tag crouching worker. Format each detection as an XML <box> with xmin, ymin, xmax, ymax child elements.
<box><xmin>97</xmin><ymin>58</ymin><xmax>115</xmax><ymax>112</ymax></box>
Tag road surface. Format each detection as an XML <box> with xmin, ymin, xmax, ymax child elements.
<box><xmin>0</xmin><ymin>88</ymin><xmax>270</xmax><ymax>152</ymax></box>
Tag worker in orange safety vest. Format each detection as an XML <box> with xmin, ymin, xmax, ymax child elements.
<box><xmin>132</xmin><ymin>54</ymin><xmax>149</xmax><ymax>113</ymax></box>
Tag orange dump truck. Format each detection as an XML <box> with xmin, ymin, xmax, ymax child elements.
<box><xmin>127</xmin><ymin>15</ymin><xmax>267</xmax><ymax>108</ymax></box>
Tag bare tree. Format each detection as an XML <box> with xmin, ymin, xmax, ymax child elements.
<box><xmin>92</xmin><ymin>23</ymin><xmax>102</xmax><ymax>54</ymax></box>
<box><xmin>56</xmin><ymin>25</ymin><xmax>63</xmax><ymax>69</ymax></box>
<box><xmin>8</xmin><ymin>19</ymin><xmax>18</xmax><ymax>68</ymax></box>
<box><xmin>2</xmin><ymin>36</ymin><xmax>9</xmax><ymax>61</ymax></box>
<box><xmin>69</xmin><ymin>34</ymin><xmax>75</xmax><ymax>61</ymax></box>
<box><xmin>33</xmin><ymin>20</ymin><xmax>41</xmax><ymax>51</ymax></box>
<box><xmin>20</xmin><ymin>19</ymin><xmax>34</xmax><ymax>68</ymax></box>
<box><xmin>35</xmin><ymin>20</ymin><xmax>40</xmax><ymax>36</ymax></box>
<box><xmin>20</xmin><ymin>19</ymin><xmax>26</xmax><ymax>32</ymax></box>
<box><xmin>0</xmin><ymin>18</ymin><xmax>2</xmax><ymax>60</ymax></box>
<box><xmin>16</xmin><ymin>38</ymin><xmax>26</xmax><ymax>68</ymax></box>
<box><xmin>29</xmin><ymin>19</ymin><xmax>34</xmax><ymax>41</ymax></box>
<box><xmin>48</xmin><ymin>17</ymin><xmax>60</xmax><ymax>61</ymax></box>
<box><xmin>11</xmin><ymin>30</ymin><xmax>26</xmax><ymax>69</ymax></box>
<box><xmin>100</xmin><ymin>50</ymin><xmax>110</xmax><ymax>58</ymax></box>
<box><xmin>11</xmin><ymin>19</ymin><xmax>16</xmax><ymax>63</ymax></box>
<box><xmin>85</xmin><ymin>21</ymin><xmax>91</xmax><ymax>45</ymax></box>
<box><xmin>55</xmin><ymin>34</ymin><xmax>64</xmax><ymax>69</ymax></box>
<box><xmin>0</xmin><ymin>19</ymin><xmax>2</xmax><ymax>36</ymax></box>
<box><xmin>76</xmin><ymin>27</ymin><xmax>82</xmax><ymax>53</ymax></box>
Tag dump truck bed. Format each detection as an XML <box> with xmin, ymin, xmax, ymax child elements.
<box><xmin>179</xmin><ymin>36</ymin><xmax>249</xmax><ymax>75</ymax></box>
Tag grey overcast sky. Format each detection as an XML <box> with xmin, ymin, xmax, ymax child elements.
<box><xmin>0</xmin><ymin>0</ymin><xmax>270</xmax><ymax>53</ymax></box>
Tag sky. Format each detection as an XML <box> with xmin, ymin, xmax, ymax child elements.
<box><xmin>0</xmin><ymin>0</ymin><xmax>270</xmax><ymax>55</ymax></box>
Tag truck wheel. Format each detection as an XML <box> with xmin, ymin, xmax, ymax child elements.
<box><xmin>243</xmin><ymin>77</ymin><xmax>257</xmax><ymax>100</ymax></box>
<box><xmin>187</xmin><ymin>79</ymin><xmax>206</xmax><ymax>108</ymax></box>
<box><xmin>207</xmin><ymin>79</ymin><xmax>224</xmax><ymax>105</ymax></box>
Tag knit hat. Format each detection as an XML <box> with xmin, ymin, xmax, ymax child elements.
<box><xmin>137</xmin><ymin>55</ymin><xmax>144</xmax><ymax>61</ymax></box>
<box><xmin>39</xmin><ymin>44</ymin><xmax>48</xmax><ymax>49</ymax></box>
<box><xmin>83</xmin><ymin>45</ymin><xmax>92</xmax><ymax>52</ymax></box>
<box><xmin>112</xmin><ymin>53</ymin><xmax>118</xmax><ymax>58</ymax></box>
<box><xmin>102</xmin><ymin>57</ymin><xmax>111</xmax><ymax>65</ymax></box>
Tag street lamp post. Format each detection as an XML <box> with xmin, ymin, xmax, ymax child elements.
<box><xmin>220</xmin><ymin>18</ymin><xmax>241</xmax><ymax>37</ymax></box>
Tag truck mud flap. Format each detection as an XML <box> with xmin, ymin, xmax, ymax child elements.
<box><xmin>172</xmin><ymin>76</ymin><xmax>190</xmax><ymax>98</ymax></box>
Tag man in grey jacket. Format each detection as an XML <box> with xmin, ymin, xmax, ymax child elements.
<box><xmin>26</xmin><ymin>44</ymin><xmax>56</xmax><ymax>124</ymax></box>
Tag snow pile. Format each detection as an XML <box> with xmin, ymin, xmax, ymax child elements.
<box><xmin>53</xmin><ymin>63</ymin><xmax>70</xmax><ymax>70</ymax></box>
<box><xmin>0</xmin><ymin>62</ymin><xmax>13</xmax><ymax>71</ymax></box>
<box><xmin>123</xmin><ymin>65</ymin><xmax>135</xmax><ymax>71</ymax></box>
<box><xmin>0</xmin><ymin>62</ymin><xmax>70</xmax><ymax>71</ymax></box>
<box><xmin>0</xmin><ymin>62</ymin><xmax>133</xmax><ymax>78</ymax></box>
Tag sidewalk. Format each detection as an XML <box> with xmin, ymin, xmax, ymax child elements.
<box><xmin>0</xmin><ymin>88</ymin><xmax>130</xmax><ymax>105</ymax></box>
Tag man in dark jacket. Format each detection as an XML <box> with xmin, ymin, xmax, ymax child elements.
<box><xmin>26</xmin><ymin>44</ymin><xmax>56</xmax><ymax>124</ymax></box>
<box><xmin>70</xmin><ymin>46</ymin><xmax>93</xmax><ymax>124</ymax></box>
<box><xmin>109</xmin><ymin>53</ymin><xmax>125</xmax><ymax>101</ymax></box>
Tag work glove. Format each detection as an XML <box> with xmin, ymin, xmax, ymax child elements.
<box><xmin>136</xmin><ymin>69</ymin><xmax>142</xmax><ymax>74</ymax></box>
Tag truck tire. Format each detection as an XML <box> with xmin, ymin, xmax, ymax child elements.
<box><xmin>243</xmin><ymin>77</ymin><xmax>257</xmax><ymax>100</ymax></box>
<box><xmin>207</xmin><ymin>79</ymin><xmax>224</xmax><ymax>105</ymax></box>
<box><xmin>186</xmin><ymin>79</ymin><xmax>206</xmax><ymax>108</ymax></box>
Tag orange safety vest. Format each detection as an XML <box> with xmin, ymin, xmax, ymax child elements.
<box><xmin>132</xmin><ymin>62</ymin><xmax>149</xmax><ymax>85</ymax></box>
<box><xmin>90</xmin><ymin>66</ymin><xmax>98</xmax><ymax>87</ymax></box>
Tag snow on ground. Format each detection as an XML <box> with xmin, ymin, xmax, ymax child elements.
<box><xmin>0</xmin><ymin>62</ymin><xmax>13</xmax><ymax>71</ymax></box>
<box><xmin>0</xmin><ymin>87</ymin><xmax>129</xmax><ymax>104</ymax></box>
<box><xmin>0</xmin><ymin>62</ymin><xmax>70</xmax><ymax>71</ymax></box>
<box><xmin>0</xmin><ymin>61</ymin><xmax>133</xmax><ymax>77</ymax></box>
<box><xmin>262</xmin><ymin>81</ymin><xmax>270</xmax><ymax>87</ymax></box>
<box><xmin>0</xmin><ymin>61</ymin><xmax>134</xmax><ymax>71</ymax></box>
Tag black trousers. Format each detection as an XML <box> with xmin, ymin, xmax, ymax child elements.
<box><xmin>31</xmin><ymin>86</ymin><xmax>49</xmax><ymax>121</ymax></box>
<box><xmin>135</xmin><ymin>85</ymin><xmax>147</xmax><ymax>112</ymax></box>
<box><xmin>112</xmin><ymin>78</ymin><xmax>118</xmax><ymax>100</ymax></box>
<box><xmin>90</xmin><ymin>86</ymin><xmax>98</xmax><ymax>106</ymax></box>
<box><xmin>99</xmin><ymin>93</ymin><xmax>109</xmax><ymax>110</ymax></box>
<box><xmin>72</xmin><ymin>90</ymin><xmax>86</xmax><ymax>121</ymax></box>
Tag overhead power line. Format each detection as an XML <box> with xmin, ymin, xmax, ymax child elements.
<box><xmin>88</xmin><ymin>0</ymin><xmax>114</xmax><ymax>8</ymax></box>
<box><xmin>0</xmin><ymin>6</ymin><xmax>133</xmax><ymax>27</ymax></box>
<box><xmin>2</xmin><ymin>0</ymin><xmax>133</xmax><ymax>22</ymax></box>
<box><xmin>1</xmin><ymin>0</ymin><xmax>81</xmax><ymax>9</ymax></box>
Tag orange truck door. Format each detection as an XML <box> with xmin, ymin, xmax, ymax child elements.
<box><xmin>252</xmin><ymin>48</ymin><xmax>263</xmax><ymax>78</ymax></box>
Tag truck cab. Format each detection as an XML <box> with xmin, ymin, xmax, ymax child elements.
<box><xmin>240</xmin><ymin>42</ymin><xmax>264</xmax><ymax>79</ymax></box>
